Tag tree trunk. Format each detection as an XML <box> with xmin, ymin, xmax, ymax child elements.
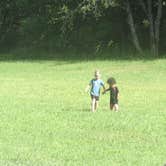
<box><xmin>147</xmin><ymin>0</ymin><xmax>156</xmax><ymax>57</ymax></box>
<box><xmin>147</xmin><ymin>0</ymin><xmax>162</xmax><ymax>57</ymax></box>
<box><xmin>139</xmin><ymin>0</ymin><xmax>162</xmax><ymax>57</ymax></box>
<box><xmin>126</xmin><ymin>0</ymin><xmax>143</xmax><ymax>55</ymax></box>
<box><xmin>154</xmin><ymin>0</ymin><xmax>162</xmax><ymax>57</ymax></box>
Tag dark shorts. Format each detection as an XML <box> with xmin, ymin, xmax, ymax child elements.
<box><xmin>110</xmin><ymin>99</ymin><xmax>118</xmax><ymax>104</ymax></box>
<box><xmin>91</xmin><ymin>95</ymin><xmax>99</xmax><ymax>101</ymax></box>
<box><xmin>110</xmin><ymin>101</ymin><xmax>118</xmax><ymax>105</ymax></box>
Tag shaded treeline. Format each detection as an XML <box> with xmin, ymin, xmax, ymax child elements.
<box><xmin>0</xmin><ymin>0</ymin><xmax>166</xmax><ymax>58</ymax></box>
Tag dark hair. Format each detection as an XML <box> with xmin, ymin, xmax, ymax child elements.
<box><xmin>107</xmin><ymin>77</ymin><xmax>116</xmax><ymax>85</ymax></box>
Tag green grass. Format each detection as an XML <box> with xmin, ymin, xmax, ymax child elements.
<box><xmin>0</xmin><ymin>59</ymin><xmax>166</xmax><ymax>166</ymax></box>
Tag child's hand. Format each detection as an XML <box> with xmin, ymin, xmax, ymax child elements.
<box><xmin>85</xmin><ymin>89</ymin><xmax>88</xmax><ymax>93</ymax></box>
<box><xmin>85</xmin><ymin>85</ymin><xmax>90</xmax><ymax>93</ymax></box>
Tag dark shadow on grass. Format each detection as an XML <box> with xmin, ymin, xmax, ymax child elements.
<box><xmin>61</xmin><ymin>108</ymin><xmax>90</xmax><ymax>112</ymax></box>
<box><xmin>0</xmin><ymin>48</ymin><xmax>165</xmax><ymax>63</ymax></box>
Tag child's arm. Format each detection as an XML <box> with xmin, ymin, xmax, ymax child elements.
<box><xmin>102</xmin><ymin>87</ymin><xmax>110</xmax><ymax>94</ymax></box>
<box><xmin>103</xmin><ymin>85</ymin><xmax>106</xmax><ymax>91</ymax></box>
<box><xmin>101</xmin><ymin>80</ymin><xmax>106</xmax><ymax>94</ymax></box>
<box><xmin>117</xmin><ymin>87</ymin><xmax>119</xmax><ymax>99</ymax></box>
<box><xmin>85</xmin><ymin>85</ymin><xmax>90</xmax><ymax>93</ymax></box>
<box><xmin>85</xmin><ymin>80</ymin><xmax>92</xmax><ymax>93</ymax></box>
<box><xmin>102</xmin><ymin>85</ymin><xmax>106</xmax><ymax>92</ymax></box>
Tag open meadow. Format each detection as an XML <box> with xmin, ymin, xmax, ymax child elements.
<box><xmin>0</xmin><ymin>58</ymin><xmax>165</xmax><ymax>166</ymax></box>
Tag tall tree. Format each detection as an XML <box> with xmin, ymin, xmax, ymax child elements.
<box><xmin>139</xmin><ymin>0</ymin><xmax>163</xmax><ymax>57</ymax></box>
<box><xmin>125</xmin><ymin>0</ymin><xmax>143</xmax><ymax>54</ymax></box>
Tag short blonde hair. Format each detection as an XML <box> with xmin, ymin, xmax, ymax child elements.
<box><xmin>94</xmin><ymin>70</ymin><xmax>100</xmax><ymax>76</ymax></box>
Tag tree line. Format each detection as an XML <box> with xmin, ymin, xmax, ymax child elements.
<box><xmin>0</xmin><ymin>0</ymin><xmax>166</xmax><ymax>57</ymax></box>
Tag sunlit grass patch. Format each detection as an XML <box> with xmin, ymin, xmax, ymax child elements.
<box><xmin>0</xmin><ymin>59</ymin><xmax>165</xmax><ymax>165</ymax></box>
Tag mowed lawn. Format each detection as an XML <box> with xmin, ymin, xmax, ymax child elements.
<box><xmin>0</xmin><ymin>59</ymin><xmax>165</xmax><ymax>166</ymax></box>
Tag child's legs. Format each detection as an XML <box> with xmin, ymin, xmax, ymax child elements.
<box><xmin>91</xmin><ymin>95</ymin><xmax>99</xmax><ymax>112</ymax></box>
<box><xmin>110</xmin><ymin>103</ymin><xmax>114</xmax><ymax>110</ymax></box>
<box><xmin>95</xmin><ymin>100</ymin><xmax>99</xmax><ymax>110</ymax></box>
<box><xmin>113</xmin><ymin>104</ymin><xmax>119</xmax><ymax>111</ymax></box>
<box><xmin>94</xmin><ymin>96</ymin><xmax>99</xmax><ymax>111</ymax></box>
<box><xmin>91</xmin><ymin>98</ymin><xmax>96</xmax><ymax>112</ymax></box>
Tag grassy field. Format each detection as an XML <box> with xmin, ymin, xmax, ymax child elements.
<box><xmin>0</xmin><ymin>58</ymin><xmax>165</xmax><ymax>166</ymax></box>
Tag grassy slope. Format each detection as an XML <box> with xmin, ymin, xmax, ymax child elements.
<box><xmin>0</xmin><ymin>59</ymin><xmax>165</xmax><ymax>166</ymax></box>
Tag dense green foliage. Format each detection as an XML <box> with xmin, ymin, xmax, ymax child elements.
<box><xmin>0</xmin><ymin>0</ymin><xmax>166</xmax><ymax>58</ymax></box>
<box><xmin>0</xmin><ymin>59</ymin><xmax>166</xmax><ymax>165</ymax></box>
